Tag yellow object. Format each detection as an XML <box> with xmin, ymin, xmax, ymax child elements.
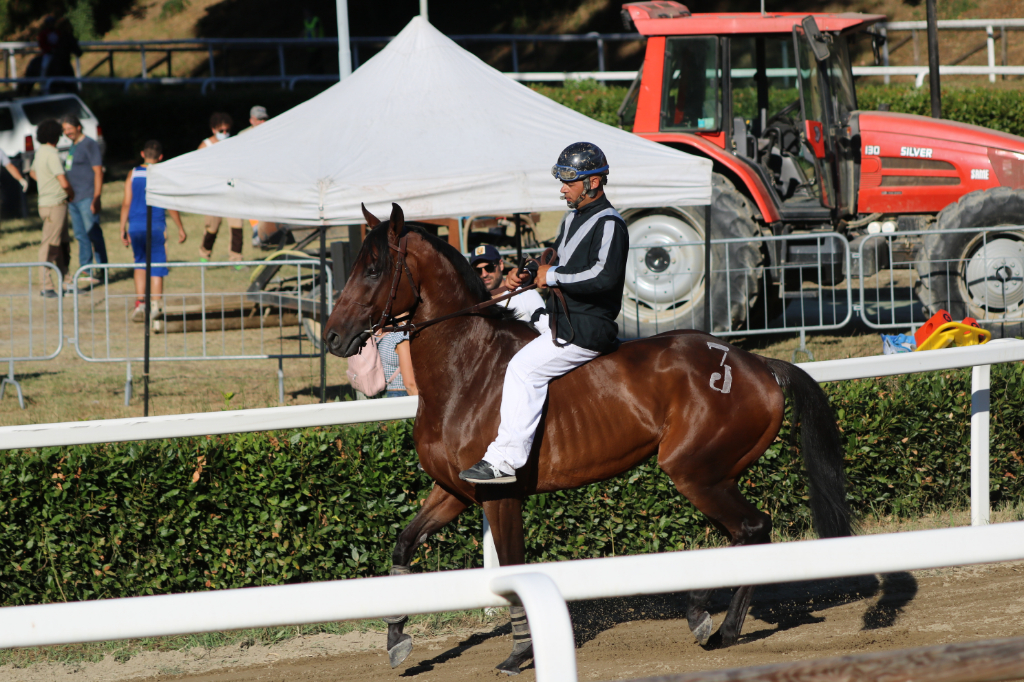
<box><xmin>914</xmin><ymin>322</ymin><xmax>991</xmax><ymax>351</ymax></box>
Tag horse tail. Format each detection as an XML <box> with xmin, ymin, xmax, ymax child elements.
<box><xmin>762</xmin><ymin>357</ymin><xmax>852</xmax><ymax>539</ymax></box>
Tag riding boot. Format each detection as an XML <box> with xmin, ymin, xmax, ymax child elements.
<box><xmin>382</xmin><ymin>564</ymin><xmax>413</xmax><ymax>668</ymax></box>
<box><xmin>496</xmin><ymin>606</ymin><xmax>534</xmax><ymax>674</ymax></box>
<box><xmin>228</xmin><ymin>227</ymin><xmax>244</xmax><ymax>262</ymax></box>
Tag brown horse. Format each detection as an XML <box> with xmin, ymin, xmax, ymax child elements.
<box><xmin>323</xmin><ymin>203</ymin><xmax>851</xmax><ymax>674</ymax></box>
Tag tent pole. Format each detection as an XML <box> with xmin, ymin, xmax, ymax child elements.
<box><xmin>144</xmin><ymin>204</ymin><xmax>152</xmax><ymax>417</ymax></box>
<box><xmin>320</xmin><ymin>224</ymin><xmax>328</xmax><ymax>403</ymax></box>
<box><xmin>337</xmin><ymin>0</ymin><xmax>351</xmax><ymax>79</ymax></box>
<box><xmin>420</xmin><ymin>0</ymin><xmax>428</xmax><ymax>21</ymax></box>
<box><xmin>703</xmin><ymin>203</ymin><xmax>712</xmax><ymax>334</ymax></box>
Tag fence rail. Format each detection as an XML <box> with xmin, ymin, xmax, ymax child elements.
<box><xmin>71</xmin><ymin>259</ymin><xmax>329</xmax><ymax>404</ymax></box>
<box><xmin>0</xmin><ymin>17</ymin><xmax>1020</xmax><ymax>90</ymax></box>
<box><xmin>0</xmin><ymin>338</ymin><xmax>1022</xmax><ymax>679</ymax></box>
<box><xmin>1</xmin><ymin>514</ymin><xmax>1023</xmax><ymax>681</ymax></box>
<box><xmin>0</xmin><ymin>262</ymin><xmax>64</xmax><ymax>410</ymax></box>
<box><xmin>857</xmin><ymin>227</ymin><xmax>1024</xmax><ymax>333</ymax></box>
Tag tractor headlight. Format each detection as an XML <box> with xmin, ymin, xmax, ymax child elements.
<box><xmin>988</xmin><ymin>148</ymin><xmax>1024</xmax><ymax>190</ymax></box>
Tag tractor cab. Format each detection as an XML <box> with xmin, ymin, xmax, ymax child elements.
<box><xmin>621</xmin><ymin>3</ymin><xmax>884</xmax><ymax>226</ymax></box>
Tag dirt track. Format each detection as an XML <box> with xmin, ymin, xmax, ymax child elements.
<box><xmin>6</xmin><ymin>559</ymin><xmax>1022</xmax><ymax>682</ymax></box>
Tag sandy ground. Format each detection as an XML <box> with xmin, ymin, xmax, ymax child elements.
<box><xmin>3</xmin><ymin>560</ymin><xmax>1023</xmax><ymax>682</ymax></box>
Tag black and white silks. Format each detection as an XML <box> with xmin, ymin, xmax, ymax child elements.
<box><xmin>544</xmin><ymin>195</ymin><xmax>628</xmax><ymax>353</ymax></box>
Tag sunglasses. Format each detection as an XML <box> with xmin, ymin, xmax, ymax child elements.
<box><xmin>474</xmin><ymin>263</ymin><xmax>499</xmax><ymax>274</ymax></box>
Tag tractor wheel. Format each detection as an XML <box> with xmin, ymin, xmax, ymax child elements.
<box><xmin>914</xmin><ymin>187</ymin><xmax>1024</xmax><ymax>338</ymax></box>
<box><xmin>619</xmin><ymin>174</ymin><xmax>762</xmax><ymax>337</ymax></box>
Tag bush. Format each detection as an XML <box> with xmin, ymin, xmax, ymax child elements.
<box><xmin>3</xmin><ymin>363</ymin><xmax>1024</xmax><ymax>606</ymax></box>
<box><xmin>857</xmin><ymin>84</ymin><xmax>1024</xmax><ymax>137</ymax></box>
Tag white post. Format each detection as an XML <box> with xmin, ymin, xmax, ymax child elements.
<box><xmin>971</xmin><ymin>364</ymin><xmax>991</xmax><ymax>526</ymax></box>
<box><xmin>482</xmin><ymin>513</ymin><xmax>499</xmax><ymax>569</ymax></box>
<box><xmin>489</xmin><ymin>573</ymin><xmax>577</xmax><ymax>682</ymax></box>
<box><xmin>986</xmin><ymin>25</ymin><xmax>996</xmax><ymax>83</ymax></box>
<box><xmin>881</xmin><ymin>26</ymin><xmax>890</xmax><ymax>85</ymax></box>
<box><xmin>337</xmin><ymin>0</ymin><xmax>351</xmax><ymax>79</ymax></box>
<box><xmin>420</xmin><ymin>0</ymin><xmax>428</xmax><ymax>21</ymax></box>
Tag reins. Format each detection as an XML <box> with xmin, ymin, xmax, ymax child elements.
<box><xmin>371</xmin><ymin>237</ymin><xmax>573</xmax><ymax>343</ymax></box>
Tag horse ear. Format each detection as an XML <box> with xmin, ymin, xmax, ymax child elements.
<box><xmin>361</xmin><ymin>203</ymin><xmax>381</xmax><ymax>227</ymax></box>
<box><xmin>388</xmin><ymin>203</ymin><xmax>405</xmax><ymax>243</ymax></box>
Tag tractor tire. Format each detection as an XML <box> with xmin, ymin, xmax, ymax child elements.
<box><xmin>914</xmin><ymin>187</ymin><xmax>1024</xmax><ymax>339</ymax></box>
<box><xmin>619</xmin><ymin>174</ymin><xmax>762</xmax><ymax>338</ymax></box>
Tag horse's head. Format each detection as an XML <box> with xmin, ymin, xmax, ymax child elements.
<box><xmin>323</xmin><ymin>203</ymin><xmax>420</xmax><ymax>357</ymax></box>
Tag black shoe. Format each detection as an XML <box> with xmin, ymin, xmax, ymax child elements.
<box><xmin>40</xmin><ymin>289</ymin><xmax>58</xmax><ymax>299</ymax></box>
<box><xmin>458</xmin><ymin>461</ymin><xmax>516</xmax><ymax>484</ymax></box>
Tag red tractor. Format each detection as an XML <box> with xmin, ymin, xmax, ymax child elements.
<box><xmin>617</xmin><ymin>2</ymin><xmax>1024</xmax><ymax>336</ymax></box>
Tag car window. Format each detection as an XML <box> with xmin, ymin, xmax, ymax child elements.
<box><xmin>21</xmin><ymin>98</ymin><xmax>89</xmax><ymax>125</ymax></box>
<box><xmin>0</xmin><ymin>106</ymin><xmax>14</xmax><ymax>131</ymax></box>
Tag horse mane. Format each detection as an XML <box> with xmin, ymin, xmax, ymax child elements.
<box><xmin>362</xmin><ymin>221</ymin><xmax>519</xmax><ymax>322</ymax></box>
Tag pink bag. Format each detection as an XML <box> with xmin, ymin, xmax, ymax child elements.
<box><xmin>346</xmin><ymin>336</ymin><xmax>399</xmax><ymax>397</ymax></box>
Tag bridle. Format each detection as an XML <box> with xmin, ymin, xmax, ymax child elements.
<box><xmin>369</xmin><ymin>233</ymin><xmax>549</xmax><ymax>336</ymax></box>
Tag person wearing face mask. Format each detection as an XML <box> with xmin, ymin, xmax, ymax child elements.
<box><xmin>459</xmin><ymin>142</ymin><xmax>627</xmax><ymax>484</ymax></box>
<box><xmin>197</xmin><ymin>112</ymin><xmax>244</xmax><ymax>263</ymax></box>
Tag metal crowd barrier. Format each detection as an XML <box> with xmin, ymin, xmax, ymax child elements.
<box><xmin>0</xmin><ymin>262</ymin><xmax>64</xmax><ymax>410</ymax></box>
<box><xmin>71</xmin><ymin>260</ymin><xmax>331</xmax><ymax>406</ymax></box>
<box><xmin>619</xmin><ymin>232</ymin><xmax>851</xmax><ymax>358</ymax></box>
<box><xmin>858</xmin><ymin>226</ymin><xmax>1024</xmax><ymax>335</ymax></box>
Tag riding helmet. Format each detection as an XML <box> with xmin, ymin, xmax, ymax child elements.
<box><xmin>551</xmin><ymin>142</ymin><xmax>609</xmax><ymax>184</ymax></box>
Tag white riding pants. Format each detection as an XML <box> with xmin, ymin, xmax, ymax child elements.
<box><xmin>482</xmin><ymin>328</ymin><xmax>599</xmax><ymax>473</ymax></box>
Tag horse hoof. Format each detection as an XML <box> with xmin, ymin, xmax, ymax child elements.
<box><xmin>692</xmin><ymin>613</ymin><xmax>713</xmax><ymax>646</ymax></box>
<box><xmin>702</xmin><ymin>630</ymin><xmax>736</xmax><ymax>651</ymax></box>
<box><xmin>495</xmin><ymin>643</ymin><xmax>533</xmax><ymax>675</ymax></box>
<box><xmin>388</xmin><ymin>634</ymin><xmax>413</xmax><ymax>668</ymax></box>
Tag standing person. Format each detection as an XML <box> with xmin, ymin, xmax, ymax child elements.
<box><xmin>377</xmin><ymin>331</ymin><xmax>417</xmax><ymax>398</ymax></box>
<box><xmin>119</xmin><ymin>140</ymin><xmax>187</xmax><ymax>322</ymax></box>
<box><xmin>29</xmin><ymin>118</ymin><xmax>73</xmax><ymax>297</ymax></box>
<box><xmin>0</xmin><ymin>146</ymin><xmax>29</xmax><ymax>221</ymax></box>
<box><xmin>62</xmin><ymin>115</ymin><xmax>107</xmax><ymax>285</ymax></box>
<box><xmin>470</xmin><ymin>244</ymin><xmax>548</xmax><ymax>334</ymax></box>
<box><xmin>196</xmin><ymin>112</ymin><xmax>243</xmax><ymax>263</ymax></box>
<box><xmin>238</xmin><ymin>106</ymin><xmax>280</xmax><ymax>247</ymax></box>
<box><xmin>459</xmin><ymin>142</ymin><xmax>627</xmax><ymax>484</ymax></box>
<box><xmin>239</xmin><ymin>105</ymin><xmax>268</xmax><ymax>134</ymax></box>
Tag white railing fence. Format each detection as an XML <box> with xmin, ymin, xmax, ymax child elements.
<box><xmin>0</xmin><ymin>262</ymin><xmax>64</xmax><ymax>410</ymax></box>
<box><xmin>2</xmin><ymin>519</ymin><xmax>1024</xmax><ymax>681</ymax></box>
<box><xmin>71</xmin><ymin>259</ymin><xmax>329</xmax><ymax>405</ymax></box>
<box><xmin>0</xmin><ymin>342</ymin><xmax>1023</xmax><ymax>679</ymax></box>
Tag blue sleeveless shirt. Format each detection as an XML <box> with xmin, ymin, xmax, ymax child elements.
<box><xmin>127</xmin><ymin>166</ymin><xmax>166</xmax><ymax>233</ymax></box>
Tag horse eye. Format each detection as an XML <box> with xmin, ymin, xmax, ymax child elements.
<box><xmin>365</xmin><ymin>266</ymin><xmax>380</xmax><ymax>279</ymax></box>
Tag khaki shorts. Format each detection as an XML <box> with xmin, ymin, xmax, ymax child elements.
<box><xmin>204</xmin><ymin>216</ymin><xmax>243</xmax><ymax>232</ymax></box>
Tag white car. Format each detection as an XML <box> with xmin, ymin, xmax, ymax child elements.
<box><xmin>0</xmin><ymin>93</ymin><xmax>104</xmax><ymax>171</ymax></box>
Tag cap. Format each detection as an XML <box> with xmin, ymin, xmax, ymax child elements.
<box><xmin>250</xmin><ymin>105</ymin><xmax>268</xmax><ymax>120</ymax></box>
<box><xmin>469</xmin><ymin>244</ymin><xmax>501</xmax><ymax>265</ymax></box>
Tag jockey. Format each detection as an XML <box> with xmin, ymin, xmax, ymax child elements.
<box><xmin>459</xmin><ymin>142</ymin><xmax>629</xmax><ymax>484</ymax></box>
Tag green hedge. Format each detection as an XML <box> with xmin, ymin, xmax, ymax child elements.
<box><xmin>3</xmin><ymin>363</ymin><xmax>1024</xmax><ymax>606</ymax></box>
<box><xmin>857</xmin><ymin>84</ymin><xmax>1024</xmax><ymax>138</ymax></box>
<box><xmin>528</xmin><ymin>80</ymin><xmax>1024</xmax><ymax>138</ymax></box>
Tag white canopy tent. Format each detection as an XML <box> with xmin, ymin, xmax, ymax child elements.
<box><xmin>146</xmin><ymin>16</ymin><xmax>711</xmax><ymax>225</ymax></box>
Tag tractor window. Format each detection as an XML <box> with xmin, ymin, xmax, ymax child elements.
<box><xmin>729</xmin><ymin>36</ymin><xmax>801</xmax><ymax>132</ymax></box>
<box><xmin>825</xmin><ymin>38</ymin><xmax>857</xmax><ymax>122</ymax></box>
<box><xmin>660</xmin><ymin>37</ymin><xmax>719</xmax><ymax>132</ymax></box>
<box><xmin>798</xmin><ymin>39</ymin><xmax>825</xmax><ymax>124</ymax></box>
